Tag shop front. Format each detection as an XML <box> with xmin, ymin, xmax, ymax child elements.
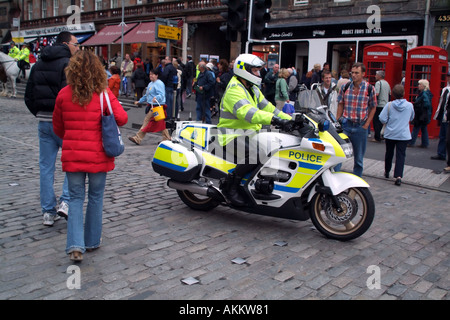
<box><xmin>248</xmin><ymin>18</ymin><xmax>424</xmax><ymax>78</ymax></box>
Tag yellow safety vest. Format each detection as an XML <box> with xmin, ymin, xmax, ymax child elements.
<box><xmin>217</xmin><ymin>76</ymin><xmax>291</xmax><ymax>146</ymax></box>
<box><xmin>18</xmin><ymin>47</ymin><xmax>30</xmax><ymax>63</ymax></box>
<box><xmin>8</xmin><ymin>46</ymin><xmax>20</xmax><ymax>59</ymax></box>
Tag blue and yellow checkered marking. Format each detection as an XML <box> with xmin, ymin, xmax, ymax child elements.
<box><xmin>153</xmin><ymin>144</ymin><xmax>189</xmax><ymax>172</ymax></box>
<box><xmin>236</xmin><ymin>60</ymin><xmax>245</xmax><ymax>70</ymax></box>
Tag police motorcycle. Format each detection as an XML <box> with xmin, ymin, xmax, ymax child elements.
<box><xmin>152</xmin><ymin>58</ymin><xmax>374</xmax><ymax>242</ymax></box>
<box><xmin>152</xmin><ymin>114</ymin><xmax>375</xmax><ymax>242</ymax></box>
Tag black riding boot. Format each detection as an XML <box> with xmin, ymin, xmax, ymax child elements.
<box><xmin>222</xmin><ymin>173</ymin><xmax>246</xmax><ymax>207</ymax></box>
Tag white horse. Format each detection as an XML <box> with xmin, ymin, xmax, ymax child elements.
<box><xmin>0</xmin><ymin>52</ymin><xmax>20</xmax><ymax>98</ymax></box>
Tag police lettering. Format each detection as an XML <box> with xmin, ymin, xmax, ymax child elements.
<box><xmin>288</xmin><ymin>151</ymin><xmax>322</xmax><ymax>163</ymax></box>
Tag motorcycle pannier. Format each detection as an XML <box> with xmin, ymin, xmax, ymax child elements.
<box><xmin>152</xmin><ymin>141</ymin><xmax>201</xmax><ymax>182</ymax></box>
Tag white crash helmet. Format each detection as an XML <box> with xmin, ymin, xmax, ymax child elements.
<box><xmin>233</xmin><ymin>53</ymin><xmax>265</xmax><ymax>87</ymax></box>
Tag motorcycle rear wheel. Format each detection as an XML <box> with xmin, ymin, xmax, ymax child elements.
<box><xmin>177</xmin><ymin>190</ymin><xmax>220</xmax><ymax>211</ymax></box>
<box><xmin>309</xmin><ymin>187</ymin><xmax>375</xmax><ymax>241</ymax></box>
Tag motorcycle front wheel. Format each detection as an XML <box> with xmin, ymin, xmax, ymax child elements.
<box><xmin>309</xmin><ymin>187</ymin><xmax>375</xmax><ymax>241</ymax></box>
<box><xmin>177</xmin><ymin>190</ymin><xmax>220</xmax><ymax>211</ymax></box>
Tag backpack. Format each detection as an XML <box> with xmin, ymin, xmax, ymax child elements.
<box><xmin>342</xmin><ymin>81</ymin><xmax>373</xmax><ymax>97</ymax></box>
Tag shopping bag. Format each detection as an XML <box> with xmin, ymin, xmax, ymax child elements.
<box><xmin>100</xmin><ymin>91</ymin><xmax>124</xmax><ymax>157</ymax></box>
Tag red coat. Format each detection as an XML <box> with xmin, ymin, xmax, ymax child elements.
<box><xmin>53</xmin><ymin>86</ymin><xmax>128</xmax><ymax>173</ymax></box>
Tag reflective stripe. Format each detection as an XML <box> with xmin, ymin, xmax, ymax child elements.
<box><xmin>233</xmin><ymin>99</ymin><xmax>251</xmax><ymax>114</ymax></box>
<box><xmin>220</xmin><ymin>110</ymin><xmax>237</xmax><ymax>119</ymax></box>
<box><xmin>273</xmin><ymin>108</ymin><xmax>281</xmax><ymax>116</ymax></box>
<box><xmin>257</xmin><ymin>98</ymin><xmax>270</xmax><ymax>110</ymax></box>
<box><xmin>245</xmin><ymin>107</ymin><xmax>259</xmax><ymax>123</ymax></box>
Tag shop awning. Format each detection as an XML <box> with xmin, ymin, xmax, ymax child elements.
<box><xmin>76</xmin><ymin>33</ymin><xmax>95</xmax><ymax>44</ymax></box>
<box><xmin>114</xmin><ymin>22</ymin><xmax>155</xmax><ymax>44</ymax></box>
<box><xmin>83</xmin><ymin>23</ymin><xmax>138</xmax><ymax>46</ymax></box>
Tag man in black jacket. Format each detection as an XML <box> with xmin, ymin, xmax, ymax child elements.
<box><xmin>24</xmin><ymin>31</ymin><xmax>79</xmax><ymax>226</ymax></box>
<box><xmin>158</xmin><ymin>56</ymin><xmax>178</xmax><ymax>120</ymax></box>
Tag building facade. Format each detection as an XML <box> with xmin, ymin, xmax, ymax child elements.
<box><xmin>1</xmin><ymin>0</ymin><xmax>449</xmax><ymax>72</ymax></box>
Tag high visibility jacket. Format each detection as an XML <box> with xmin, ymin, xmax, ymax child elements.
<box><xmin>217</xmin><ymin>76</ymin><xmax>291</xmax><ymax>146</ymax></box>
<box><xmin>8</xmin><ymin>46</ymin><xmax>20</xmax><ymax>59</ymax></box>
<box><xmin>18</xmin><ymin>47</ymin><xmax>30</xmax><ymax>63</ymax></box>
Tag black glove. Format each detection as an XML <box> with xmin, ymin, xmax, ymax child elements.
<box><xmin>271</xmin><ymin>116</ymin><xmax>294</xmax><ymax>132</ymax></box>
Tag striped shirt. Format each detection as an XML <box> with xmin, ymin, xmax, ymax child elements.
<box><xmin>337</xmin><ymin>81</ymin><xmax>377</xmax><ymax>123</ymax></box>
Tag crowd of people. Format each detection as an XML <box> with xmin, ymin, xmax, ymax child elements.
<box><xmin>19</xmin><ymin>27</ymin><xmax>449</xmax><ymax>262</ymax></box>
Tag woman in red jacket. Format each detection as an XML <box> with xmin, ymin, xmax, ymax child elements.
<box><xmin>53</xmin><ymin>50</ymin><xmax>128</xmax><ymax>262</ymax></box>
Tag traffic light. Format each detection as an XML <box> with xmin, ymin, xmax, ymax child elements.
<box><xmin>251</xmin><ymin>0</ymin><xmax>271</xmax><ymax>39</ymax></box>
<box><xmin>220</xmin><ymin>0</ymin><xmax>248</xmax><ymax>41</ymax></box>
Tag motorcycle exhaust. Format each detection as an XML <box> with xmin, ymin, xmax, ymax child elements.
<box><xmin>167</xmin><ymin>180</ymin><xmax>225</xmax><ymax>202</ymax></box>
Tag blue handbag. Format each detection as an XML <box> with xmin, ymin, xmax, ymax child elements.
<box><xmin>100</xmin><ymin>91</ymin><xmax>124</xmax><ymax>157</ymax></box>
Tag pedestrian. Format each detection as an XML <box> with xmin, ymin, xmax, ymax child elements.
<box><xmin>213</xmin><ymin>59</ymin><xmax>232</xmax><ymax>117</ymax></box>
<box><xmin>372</xmin><ymin>70</ymin><xmax>391</xmax><ymax>142</ymax></box>
<box><xmin>430</xmin><ymin>71</ymin><xmax>450</xmax><ymax>161</ymax></box>
<box><xmin>24</xmin><ymin>31</ymin><xmax>80</xmax><ymax>226</ymax></box>
<box><xmin>185</xmin><ymin>55</ymin><xmax>195</xmax><ymax>98</ymax></box>
<box><xmin>120</xmin><ymin>53</ymin><xmax>134</xmax><ymax>97</ymax></box>
<box><xmin>336</xmin><ymin>62</ymin><xmax>377</xmax><ymax>177</ymax></box>
<box><xmin>263</xmin><ymin>64</ymin><xmax>279</xmax><ymax>105</ymax></box>
<box><xmin>108</xmin><ymin>65</ymin><xmax>121</xmax><ymax>98</ymax></box>
<box><xmin>408</xmin><ymin>79</ymin><xmax>433</xmax><ymax>148</ymax></box>
<box><xmin>158</xmin><ymin>56</ymin><xmax>178</xmax><ymax>120</ymax></box>
<box><xmin>52</xmin><ymin>50</ymin><xmax>128</xmax><ymax>262</ymax></box>
<box><xmin>173</xmin><ymin>59</ymin><xmax>183</xmax><ymax>118</ymax></box>
<box><xmin>287</xmin><ymin>67</ymin><xmax>299</xmax><ymax>102</ymax></box>
<box><xmin>336</xmin><ymin>69</ymin><xmax>350</xmax><ymax>91</ymax></box>
<box><xmin>315</xmin><ymin>70</ymin><xmax>337</xmax><ymax>116</ymax></box>
<box><xmin>128</xmin><ymin>69</ymin><xmax>169</xmax><ymax>145</ymax></box>
<box><xmin>275</xmin><ymin>68</ymin><xmax>290</xmax><ymax>110</ymax></box>
<box><xmin>311</xmin><ymin>63</ymin><xmax>322</xmax><ymax>85</ymax></box>
<box><xmin>131</xmin><ymin>62</ymin><xmax>149</xmax><ymax>101</ymax></box>
<box><xmin>379</xmin><ymin>84</ymin><xmax>415</xmax><ymax>186</ymax></box>
<box><xmin>195</xmin><ymin>61</ymin><xmax>215</xmax><ymax>124</ymax></box>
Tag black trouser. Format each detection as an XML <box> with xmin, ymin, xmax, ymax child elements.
<box><xmin>373</xmin><ymin>107</ymin><xmax>383</xmax><ymax>141</ymax></box>
<box><xmin>384</xmin><ymin>139</ymin><xmax>408</xmax><ymax>178</ymax></box>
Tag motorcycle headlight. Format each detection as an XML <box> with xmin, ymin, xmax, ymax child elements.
<box><xmin>341</xmin><ymin>143</ymin><xmax>353</xmax><ymax>158</ymax></box>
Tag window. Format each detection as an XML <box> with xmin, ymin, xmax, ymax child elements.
<box><xmin>111</xmin><ymin>0</ymin><xmax>118</xmax><ymax>8</ymax></box>
<box><xmin>95</xmin><ymin>0</ymin><xmax>102</xmax><ymax>11</ymax></box>
<box><xmin>42</xmin><ymin>0</ymin><xmax>47</xmax><ymax>18</ymax></box>
<box><xmin>53</xmin><ymin>0</ymin><xmax>58</xmax><ymax>16</ymax></box>
<box><xmin>294</xmin><ymin>0</ymin><xmax>308</xmax><ymax>5</ymax></box>
<box><xmin>28</xmin><ymin>1</ymin><xmax>32</xmax><ymax>20</ymax></box>
<box><xmin>334</xmin><ymin>0</ymin><xmax>351</xmax><ymax>2</ymax></box>
<box><xmin>80</xmin><ymin>0</ymin><xmax>84</xmax><ymax>12</ymax></box>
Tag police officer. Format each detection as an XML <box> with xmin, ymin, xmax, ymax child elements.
<box><xmin>217</xmin><ymin>54</ymin><xmax>292</xmax><ymax>206</ymax></box>
<box><xmin>8</xmin><ymin>41</ymin><xmax>20</xmax><ymax>59</ymax></box>
<box><xmin>17</xmin><ymin>43</ymin><xmax>30</xmax><ymax>78</ymax></box>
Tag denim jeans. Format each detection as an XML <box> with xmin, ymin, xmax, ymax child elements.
<box><xmin>165</xmin><ymin>87</ymin><xmax>174</xmax><ymax>120</ymax></box>
<box><xmin>409</xmin><ymin>124</ymin><xmax>429</xmax><ymax>147</ymax></box>
<box><xmin>339</xmin><ymin>121</ymin><xmax>368</xmax><ymax>177</ymax></box>
<box><xmin>196</xmin><ymin>95</ymin><xmax>211</xmax><ymax>124</ymax></box>
<box><xmin>38</xmin><ymin>121</ymin><xmax>69</xmax><ymax>215</ymax></box>
<box><xmin>66</xmin><ymin>172</ymin><xmax>107</xmax><ymax>254</ymax></box>
<box><xmin>437</xmin><ymin>122</ymin><xmax>448</xmax><ymax>159</ymax></box>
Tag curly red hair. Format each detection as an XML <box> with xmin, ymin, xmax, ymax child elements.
<box><xmin>65</xmin><ymin>50</ymin><xmax>107</xmax><ymax>106</ymax></box>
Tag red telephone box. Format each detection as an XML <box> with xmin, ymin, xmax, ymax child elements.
<box><xmin>404</xmin><ymin>46</ymin><xmax>449</xmax><ymax>138</ymax></box>
<box><xmin>363</xmin><ymin>43</ymin><xmax>404</xmax><ymax>87</ymax></box>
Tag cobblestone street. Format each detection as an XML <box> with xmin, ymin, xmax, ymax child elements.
<box><xmin>0</xmin><ymin>97</ymin><xmax>448</xmax><ymax>301</ymax></box>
